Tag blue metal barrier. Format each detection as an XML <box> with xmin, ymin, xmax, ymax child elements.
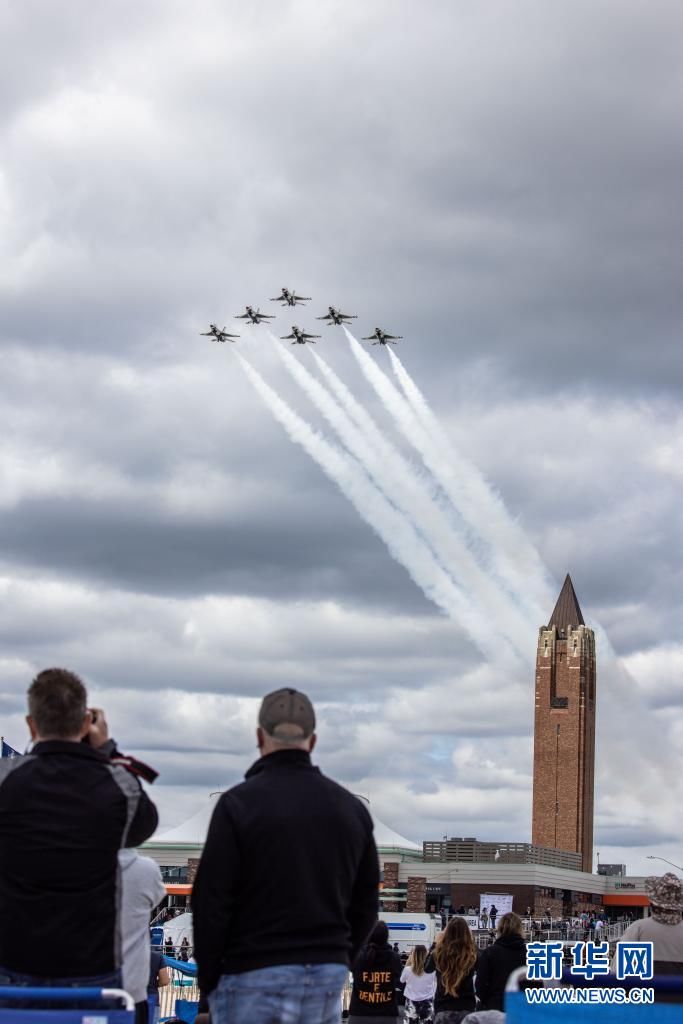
<box><xmin>162</xmin><ymin>957</ymin><xmax>197</xmax><ymax>976</ymax></box>
<box><xmin>0</xmin><ymin>986</ymin><xmax>134</xmax><ymax>1022</ymax></box>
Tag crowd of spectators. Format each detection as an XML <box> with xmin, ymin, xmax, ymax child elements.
<box><xmin>1</xmin><ymin>668</ymin><xmax>682</xmax><ymax>1024</ymax></box>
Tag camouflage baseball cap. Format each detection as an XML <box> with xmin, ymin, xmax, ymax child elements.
<box><xmin>258</xmin><ymin>688</ymin><xmax>316</xmax><ymax>740</ymax></box>
<box><xmin>645</xmin><ymin>873</ymin><xmax>682</xmax><ymax>912</ymax></box>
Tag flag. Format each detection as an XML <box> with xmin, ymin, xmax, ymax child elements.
<box><xmin>1</xmin><ymin>739</ymin><xmax>20</xmax><ymax>758</ymax></box>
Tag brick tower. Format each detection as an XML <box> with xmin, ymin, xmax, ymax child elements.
<box><xmin>532</xmin><ymin>575</ymin><xmax>596</xmax><ymax>873</ymax></box>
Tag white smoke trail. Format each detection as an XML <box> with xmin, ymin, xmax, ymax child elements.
<box><xmin>345</xmin><ymin>328</ymin><xmax>547</xmax><ymax>625</ymax></box>
<box><xmin>235</xmin><ymin>352</ymin><xmax>502</xmax><ymax>661</ymax></box>
<box><xmin>386</xmin><ymin>347</ymin><xmax>436</xmax><ymax>435</ymax></box>
<box><xmin>239</xmin><ymin>346</ymin><xmax>683</xmax><ymax>855</ymax></box>
<box><xmin>311</xmin><ymin>350</ymin><xmax>397</xmax><ymax>457</ymax></box>
<box><xmin>272</xmin><ymin>342</ymin><xmax>529</xmax><ymax>664</ymax></box>
<box><xmin>367</xmin><ymin>343</ymin><xmax>683</xmax><ymax>856</ymax></box>
<box><xmin>387</xmin><ymin>346</ymin><xmax>553</xmax><ymax>613</ymax></box>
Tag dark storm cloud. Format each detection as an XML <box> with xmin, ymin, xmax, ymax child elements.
<box><xmin>0</xmin><ymin>493</ymin><xmax>435</xmax><ymax>611</ymax></box>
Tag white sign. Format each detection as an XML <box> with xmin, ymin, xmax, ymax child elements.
<box><xmin>479</xmin><ymin>893</ymin><xmax>514</xmax><ymax>922</ymax></box>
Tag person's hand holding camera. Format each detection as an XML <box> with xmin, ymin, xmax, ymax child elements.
<box><xmin>85</xmin><ymin>708</ymin><xmax>109</xmax><ymax>748</ymax></box>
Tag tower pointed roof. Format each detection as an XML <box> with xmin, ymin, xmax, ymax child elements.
<box><xmin>548</xmin><ymin>574</ymin><xmax>584</xmax><ymax>631</ymax></box>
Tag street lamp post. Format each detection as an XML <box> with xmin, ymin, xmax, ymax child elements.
<box><xmin>646</xmin><ymin>855</ymin><xmax>683</xmax><ymax>872</ymax></box>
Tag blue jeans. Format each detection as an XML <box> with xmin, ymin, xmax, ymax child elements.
<box><xmin>209</xmin><ymin>963</ymin><xmax>349</xmax><ymax>1024</ymax></box>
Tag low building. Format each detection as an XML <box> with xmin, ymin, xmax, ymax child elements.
<box><xmin>598</xmin><ymin>863</ymin><xmax>626</xmax><ymax>876</ymax></box>
<box><xmin>423</xmin><ymin>837</ymin><xmax>582</xmax><ymax>871</ymax></box>
<box><xmin>142</xmin><ymin>796</ymin><xmax>651</xmax><ymax>921</ymax></box>
<box><xmin>382</xmin><ymin>851</ymin><xmax>652</xmax><ymax>919</ymax></box>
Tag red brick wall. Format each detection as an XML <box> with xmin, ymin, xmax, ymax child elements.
<box><xmin>532</xmin><ymin>625</ymin><xmax>596</xmax><ymax>872</ymax></box>
<box><xmin>406</xmin><ymin>876</ymin><xmax>427</xmax><ymax>913</ymax></box>
<box><xmin>382</xmin><ymin>862</ymin><xmax>400</xmax><ymax>912</ymax></box>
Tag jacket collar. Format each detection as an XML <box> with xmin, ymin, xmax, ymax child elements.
<box><xmin>495</xmin><ymin>933</ymin><xmax>526</xmax><ymax>949</ymax></box>
<box><xmin>32</xmin><ymin>739</ymin><xmax>109</xmax><ymax>762</ymax></box>
<box><xmin>245</xmin><ymin>747</ymin><xmax>317</xmax><ymax>779</ymax></box>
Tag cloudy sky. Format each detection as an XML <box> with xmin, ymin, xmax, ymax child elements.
<box><xmin>1</xmin><ymin>0</ymin><xmax>682</xmax><ymax>875</ymax></box>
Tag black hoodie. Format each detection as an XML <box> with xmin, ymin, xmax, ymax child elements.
<box><xmin>475</xmin><ymin>932</ymin><xmax>527</xmax><ymax>1010</ymax></box>
<box><xmin>349</xmin><ymin>942</ymin><xmax>403</xmax><ymax>1016</ymax></box>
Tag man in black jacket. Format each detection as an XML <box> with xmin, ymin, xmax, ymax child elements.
<box><xmin>192</xmin><ymin>687</ymin><xmax>379</xmax><ymax>1024</ymax></box>
<box><xmin>0</xmin><ymin>667</ymin><xmax>158</xmax><ymax>989</ymax></box>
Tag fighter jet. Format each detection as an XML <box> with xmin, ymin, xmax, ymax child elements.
<box><xmin>316</xmin><ymin>306</ymin><xmax>358</xmax><ymax>326</ymax></box>
<box><xmin>280</xmin><ymin>325</ymin><xmax>322</xmax><ymax>345</ymax></box>
<box><xmin>270</xmin><ymin>287</ymin><xmax>311</xmax><ymax>307</ymax></box>
<box><xmin>200</xmin><ymin>323</ymin><xmax>240</xmax><ymax>343</ymax></box>
<box><xmin>362</xmin><ymin>327</ymin><xmax>403</xmax><ymax>346</ymax></box>
<box><xmin>234</xmin><ymin>305</ymin><xmax>276</xmax><ymax>325</ymax></box>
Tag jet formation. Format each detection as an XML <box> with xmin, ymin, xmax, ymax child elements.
<box><xmin>201</xmin><ymin>289</ymin><xmax>404</xmax><ymax>347</ymax></box>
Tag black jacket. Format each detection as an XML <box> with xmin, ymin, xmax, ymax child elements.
<box><xmin>349</xmin><ymin>942</ymin><xmax>403</xmax><ymax>1016</ymax></box>
<box><xmin>475</xmin><ymin>933</ymin><xmax>527</xmax><ymax>1010</ymax></box>
<box><xmin>0</xmin><ymin>740</ymin><xmax>158</xmax><ymax>978</ymax></box>
<box><xmin>191</xmin><ymin>749</ymin><xmax>379</xmax><ymax>994</ymax></box>
<box><xmin>425</xmin><ymin>950</ymin><xmax>477</xmax><ymax>1013</ymax></box>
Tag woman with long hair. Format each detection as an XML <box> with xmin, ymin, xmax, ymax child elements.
<box><xmin>424</xmin><ymin>917</ymin><xmax>478</xmax><ymax>1023</ymax></box>
<box><xmin>400</xmin><ymin>944</ymin><xmax>436</xmax><ymax>1022</ymax></box>
<box><xmin>475</xmin><ymin>911</ymin><xmax>526</xmax><ymax>1011</ymax></box>
<box><xmin>347</xmin><ymin>921</ymin><xmax>403</xmax><ymax>1022</ymax></box>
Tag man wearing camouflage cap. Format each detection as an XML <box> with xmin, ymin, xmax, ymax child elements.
<box><xmin>192</xmin><ymin>688</ymin><xmax>379</xmax><ymax>1024</ymax></box>
<box><xmin>611</xmin><ymin>873</ymin><xmax>683</xmax><ymax>974</ymax></box>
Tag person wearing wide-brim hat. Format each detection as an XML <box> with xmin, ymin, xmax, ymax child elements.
<box><xmin>611</xmin><ymin>873</ymin><xmax>683</xmax><ymax>975</ymax></box>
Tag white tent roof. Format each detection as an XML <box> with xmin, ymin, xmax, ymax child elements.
<box><xmin>356</xmin><ymin>795</ymin><xmax>421</xmax><ymax>852</ymax></box>
<box><xmin>151</xmin><ymin>792</ymin><xmax>420</xmax><ymax>852</ymax></box>
<box><xmin>152</xmin><ymin>793</ymin><xmax>221</xmax><ymax>845</ymax></box>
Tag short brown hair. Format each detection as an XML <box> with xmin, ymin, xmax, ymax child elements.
<box><xmin>28</xmin><ymin>668</ymin><xmax>87</xmax><ymax>739</ymax></box>
<box><xmin>497</xmin><ymin>911</ymin><xmax>524</xmax><ymax>938</ymax></box>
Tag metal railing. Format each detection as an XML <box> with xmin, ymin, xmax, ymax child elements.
<box><xmin>471</xmin><ymin>919</ymin><xmax>629</xmax><ymax>951</ymax></box>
